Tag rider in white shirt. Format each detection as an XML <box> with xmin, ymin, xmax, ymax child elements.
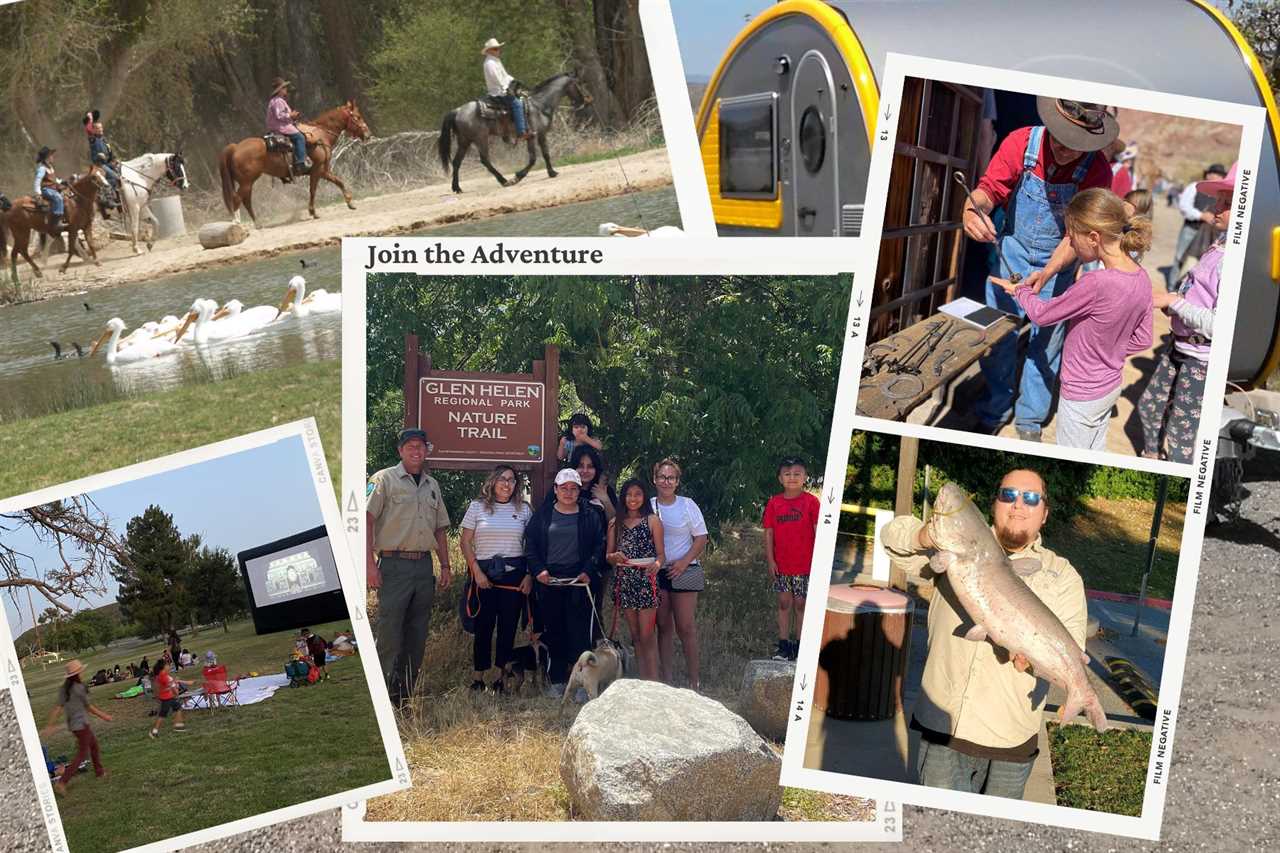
<box><xmin>481</xmin><ymin>38</ymin><xmax>530</xmax><ymax>139</ymax></box>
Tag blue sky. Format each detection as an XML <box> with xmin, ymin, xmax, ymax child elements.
<box><xmin>3</xmin><ymin>435</ymin><xmax>325</xmax><ymax>636</ymax></box>
<box><xmin>671</xmin><ymin>1</ymin><xmax>775</xmax><ymax>80</ymax></box>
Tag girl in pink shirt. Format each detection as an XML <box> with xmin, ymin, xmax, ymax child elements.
<box><xmin>995</xmin><ymin>188</ymin><xmax>1153</xmax><ymax>450</ymax></box>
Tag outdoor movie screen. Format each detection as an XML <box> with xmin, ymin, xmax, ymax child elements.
<box><xmin>238</xmin><ymin>526</ymin><xmax>348</xmax><ymax>634</ymax></box>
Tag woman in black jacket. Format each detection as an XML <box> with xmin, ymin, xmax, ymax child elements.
<box><xmin>526</xmin><ymin>468</ymin><xmax>607</xmax><ymax>690</ymax></box>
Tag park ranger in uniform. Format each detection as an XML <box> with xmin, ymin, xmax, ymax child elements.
<box><xmin>366</xmin><ymin>428</ymin><xmax>453</xmax><ymax>708</ymax></box>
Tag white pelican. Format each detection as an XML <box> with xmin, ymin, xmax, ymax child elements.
<box><xmin>89</xmin><ymin>318</ymin><xmax>181</xmax><ymax>365</ymax></box>
<box><xmin>598</xmin><ymin>222</ymin><xmax>685</xmax><ymax>238</ymax></box>
<box><xmin>275</xmin><ymin>275</ymin><xmax>342</xmax><ymax>319</ymax></box>
<box><xmin>176</xmin><ymin>298</ymin><xmax>275</xmax><ymax>344</ymax></box>
<box><xmin>212</xmin><ymin>298</ymin><xmax>281</xmax><ymax>331</ymax></box>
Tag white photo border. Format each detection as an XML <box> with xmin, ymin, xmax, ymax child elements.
<box><xmin>340</xmin><ymin>237</ymin><xmax>902</xmax><ymax>841</ymax></box>
<box><xmin>778</xmin><ymin>53</ymin><xmax>1267</xmax><ymax>841</ymax></box>
<box><xmin>0</xmin><ymin>419</ymin><xmax>410</xmax><ymax>853</ymax></box>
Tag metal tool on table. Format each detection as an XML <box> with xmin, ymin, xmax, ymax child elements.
<box><xmin>887</xmin><ymin>319</ymin><xmax>947</xmax><ymax>376</ymax></box>
<box><xmin>953</xmin><ymin>170</ymin><xmax>1021</xmax><ymax>285</ymax></box>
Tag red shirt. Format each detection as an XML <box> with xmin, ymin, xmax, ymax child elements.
<box><xmin>1110</xmin><ymin>163</ymin><xmax>1133</xmax><ymax>198</ymax></box>
<box><xmin>156</xmin><ymin>671</ymin><xmax>176</xmax><ymax>701</ymax></box>
<box><xmin>763</xmin><ymin>492</ymin><xmax>820</xmax><ymax>575</ymax></box>
<box><xmin>976</xmin><ymin>126</ymin><xmax>1114</xmax><ymax>209</ymax></box>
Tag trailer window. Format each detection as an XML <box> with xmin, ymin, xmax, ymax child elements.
<box><xmin>799</xmin><ymin>106</ymin><xmax>826</xmax><ymax>174</ymax></box>
<box><xmin>719</xmin><ymin>95</ymin><xmax>777</xmax><ymax>198</ymax></box>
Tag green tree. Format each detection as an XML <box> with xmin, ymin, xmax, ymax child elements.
<box><xmin>1233</xmin><ymin>1</ymin><xmax>1280</xmax><ymax>91</ymax></box>
<box><xmin>111</xmin><ymin>505</ymin><xmax>190</xmax><ymax>638</ymax></box>
<box><xmin>188</xmin><ymin>545</ymin><xmax>248</xmax><ymax>632</ymax></box>
<box><xmin>366</xmin><ymin>274</ymin><xmax>850</xmax><ymax>533</ymax></box>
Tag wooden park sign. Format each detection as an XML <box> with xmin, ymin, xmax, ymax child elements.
<box><xmin>403</xmin><ymin>335</ymin><xmax>561</xmax><ymax>500</ymax></box>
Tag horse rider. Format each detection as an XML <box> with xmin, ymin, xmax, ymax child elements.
<box><xmin>84</xmin><ymin>110</ymin><xmax>123</xmax><ymax>217</ymax></box>
<box><xmin>267</xmin><ymin>77</ymin><xmax>310</xmax><ymax>181</ymax></box>
<box><xmin>481</xmin><ymin>38</ymin><xmax>532</xmax><ymax>140</ymax></box>
<box><xmin>33</xmin><ymin>146</ymin><xmax>65</xmax><ymax>232</ymax></box>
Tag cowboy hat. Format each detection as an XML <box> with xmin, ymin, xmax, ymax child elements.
<box><xmin>270</xmin><ymin>77</ymin><xmax>291</xmax><ymax>97</ymax></box>
<box><xmin>36</xmin><ymin>146</ymin><xmax>55</xmax><ymax>162</ymax></box>
<box><xmin>1196</xmin><ymin>161</ymin><xmax>1237</xmax><ymax>196</ymax></box>
<box><xmin>481</xmin><ymin>38</ymin><xmax>505</xmax><ymax>54</ymax></box>
<box><xmin>65</xmin><ymin>659</ymin><xmax>85</xmax><ymax>678</ymax></box>
<box><xmin>1035</xmin><ymin>97</ymin><xmax>1120</xmax><ymax>153</ymax></box>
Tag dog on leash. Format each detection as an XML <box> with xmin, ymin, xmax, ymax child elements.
<box><xmin>561</xmin><ymin>638</ymin><xmax>623</xmax><ymax>708</ymax></box>
<box><xmin>505</xmin><ymin>634</ymin><xmax>550</xmax><ymax>693</ymax></box>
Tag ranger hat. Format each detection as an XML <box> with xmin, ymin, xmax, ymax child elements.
<box><xmin>1035</xmin><ymin>97</ymin><xmax>1120</xmax><ymax>153</ymax></box>
<box><xmin>397</xmin><ymin>428</ymin><xmax>430</xmax><ymax>449</ymax></box>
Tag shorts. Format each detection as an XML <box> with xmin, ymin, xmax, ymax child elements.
<box><xmin>615</xmin><ymin>566</ymin><xmax>659</xmax><ymax>610</ymax></box>
<box><xmin>771</xmin><ymin>573</ymin><xmax>809</xmax><ymax>597</ymax></box>
<box><xmin>158</xmin><ymin>697</ymin><xmax>181</xmax><ymax>717</ymax></box>
<box><xmin>313</xmin><ymin>652</ymin><xmax>326</xmax><ymax>670</ymax></box>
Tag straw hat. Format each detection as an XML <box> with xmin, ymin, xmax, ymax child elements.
<box><xmin>1035</xmin><ymin>97</ymin><xmax>1120</xmax><ymax>153</ymax></box>
<box><xmin>481</xmin><ymin>38</ymin><xmax>505</xmax><ymax>55</ymax></box>
<box><xmin>270</xmin><ymin>77</ymin><xmax>291</xmax><ymax>98</ymax></box>
<box><xmin>65</xmin><ymin>659</ymin><xmax>85</xmax><ymax>678</ymax></box>
<box><xmin>1196</xmin><ymin>161</ymin><xmax>1237</xmax><ymax>196</ymax></box>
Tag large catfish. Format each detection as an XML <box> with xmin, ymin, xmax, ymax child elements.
<box><xmin>926</xmin><ymin>482</ymin><xmax>1108</xmax><ymax>731</ymax></box>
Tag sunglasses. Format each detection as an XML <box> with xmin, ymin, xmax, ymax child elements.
<box><xmin>996</xmin><ymin>488</ymin><xmax>1043</xmax><ymax>507</ymax></box>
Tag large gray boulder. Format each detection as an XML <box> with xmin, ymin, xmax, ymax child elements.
<box><xmin>739</xmin><ymin>659</ymin><xmax>796</xmax><ymax>741</ymax></box>
<box><xmin>560</xmin><ymin>679</ymin><xmax>783</xmax><ymax>821</ymax></box>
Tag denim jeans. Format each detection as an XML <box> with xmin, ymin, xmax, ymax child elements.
<box><xmin>497</xmin><ymin>94</ymin><xmax>527</xmax><ymax>135</ymax></box>
<box><xmin>916</xmin><ymin>739</ymin><xmax>1035</xmax><ymax>799</ymax></box>
<box><xmin>40</xmin><ymin>186</ymin><xmax>63</xmax><ymax>216</ymax></box>
<box><xmin>289</xmin><ymin>132</ymin><xmax>307</xmax><ymax>165</ymax></box>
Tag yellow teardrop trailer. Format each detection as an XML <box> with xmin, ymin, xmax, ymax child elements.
<box><xmin>694</xmin><ymin>0</ymin><xmax>1280</xmax><ymax>387</ymax></box>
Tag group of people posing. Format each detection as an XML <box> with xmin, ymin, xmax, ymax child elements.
<box><xmin>961</xmin><ymin>98</ymin><xmax>1228</xmax><ymax>462</ymax></box>
<box><xmin>366</xmin><ymin>416</ymin><xmax>822</xmax><ymax>704</ymax></box>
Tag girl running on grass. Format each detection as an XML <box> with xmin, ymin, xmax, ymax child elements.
<box><xmin>994</xmin><ymin>187</ymin><xmax>1153</xmax><ymax>450</ymax></box>
<box><xmin>605</xmin><ymin>478</ymin><xmax>665</xmax><ymax>680</ymax></box>
<box><xmin>42</xmin><ymin>659</ymin><xmax>111</xmax><ymax>796</ymax></box>
<box><xmin>149</xmin><ymin>659</ymin><xmax>194</xmax><ymax>738</ymax></box>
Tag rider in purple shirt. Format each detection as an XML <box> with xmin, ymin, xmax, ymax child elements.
<box><xmin>267</xmin><ymin>77</ymin><xmax>309</xmax><ymax>177</ymax></box>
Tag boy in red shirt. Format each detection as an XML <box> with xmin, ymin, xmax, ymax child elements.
<box><xmin>763</xmin><ymin>458</ymin><xmax>821</xmax><ymax>661</ymax></box>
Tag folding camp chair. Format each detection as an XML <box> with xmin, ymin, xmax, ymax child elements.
<box><xmin>200</xmin><ymin>664</ymin><xmax>240</xmax><ymax>709</ymax></box>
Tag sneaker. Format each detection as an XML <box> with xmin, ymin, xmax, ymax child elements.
<box><xmin>173</xmin><ymin>725</ymin><xmax>187</xmax><ymax>732</ymax></box>
<box><xmin>771</xmin><ymin>640</ymin><xmax>790</xmax><ymax>661</ymax></box>
<box><xmin>787</xmin><ymin>640</ymin><xmax>800</xmax><ymax>661</ymax></box>
<box><xmin>490</xmin><ymin>679</ymin><xmax>506</xmax><ymax>695</ymax></box>
<box><xmin>148</xmin><ymin>729</ymin><xmax>158</xmax><ymax>739</ymax></box>
<box><xmin>468</xmin><ymin>679</ymin><xmax>485</xmax><ymax>692</ymax></box>
<box><xmin>1015</xmin><ymin>427</ymin><xmax>1042</xmax><ymax>443</ymax></box>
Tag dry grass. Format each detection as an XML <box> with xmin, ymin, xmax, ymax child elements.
<box><xmin>364</xmin><ymin>522</ymin><xmax>876</xmax><ymax>823</ymax></box>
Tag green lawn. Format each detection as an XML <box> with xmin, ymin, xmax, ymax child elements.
<box><xmin>29</xmin><ymin>618</ymin><xmax>388</xmax><ymax>853</ymax></box>
<box><xmin>1048</xmin><ymin>722</ymin><xmax>1151</xmax><ymax>817</ymax></box>
<box><xmin>0</xmin><ymin>359</ymin><xmax>340</xmax><ymax>500</ymax></box>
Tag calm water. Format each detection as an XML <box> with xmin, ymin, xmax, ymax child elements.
<box><xmin>0</xmin><ymin>187</ymin><xmax>680</xmax><ymax>418</ymax></box>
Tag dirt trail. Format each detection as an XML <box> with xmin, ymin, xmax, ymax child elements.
<box><xmin>6</xmin><ymin>148</ymin><xmax>672</xmax><ymax>301</ymax></box>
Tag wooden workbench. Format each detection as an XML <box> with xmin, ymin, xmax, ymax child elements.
<box><xmin>856</xmin><ymin>313</ymin><xmax>1019</xmax><ymax>420</ymax></box>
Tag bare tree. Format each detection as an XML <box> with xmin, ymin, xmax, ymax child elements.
<box><xmin>0</xmin><ymin>496</ymin><xmax>127</xmax><ymax>615</ymax></box>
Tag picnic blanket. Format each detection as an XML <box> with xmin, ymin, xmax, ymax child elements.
<box><xmin>181</xmin><ymin>672</ymin><xmax>290</xmax><ymax>710</ymax></box>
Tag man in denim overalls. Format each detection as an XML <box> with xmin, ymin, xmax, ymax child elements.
<box><xmin>962</xmin><ymin>99</ymin><xmax>1118</xmax><ymax>441</ymax></box>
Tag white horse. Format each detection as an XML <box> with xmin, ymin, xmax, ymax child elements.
<box><xmin>115</xmin><ymin>152</ymin><xmax>190</xmax><ymax>254</ymax></box>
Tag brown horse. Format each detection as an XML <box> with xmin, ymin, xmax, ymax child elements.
<box><xmin>1</xmin><ymin>166</ymin><xmax>109</xmax><ymax>286</ymax></box>
<box><xmin>218</xmin><ymin>101</ymin><xmax>371</xmax><ymax>223</ymax></box>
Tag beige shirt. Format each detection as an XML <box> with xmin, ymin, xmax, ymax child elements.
<box><xmin>882</xmin><ymin>515</ymin><xmax>1087</xmax><ymax>749</ymax></box>
<box><xmin>366</xmin><ymin>463</ymin><xmax>450</xmax><ymax>553</ymax></box>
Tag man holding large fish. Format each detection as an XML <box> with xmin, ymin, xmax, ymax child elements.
<box><xmin>882</xmin><ymin>469</ymin><xmax>1104</xmax><ymax>799</ymax></box>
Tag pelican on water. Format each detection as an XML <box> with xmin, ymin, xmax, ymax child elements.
<box><xmin>212</xmin><ymin>298</ymin><xmax>281</xmax><ymax>332</ymax></box>
<box><xmin>89</xmin><ymin>318</ymin><xmax>181</xmax><ymax>365</ymax></box>
<box><xmin>275</xmin><ymin>275</ymin><xmax>342</xmax><ymax>319</ymax></box>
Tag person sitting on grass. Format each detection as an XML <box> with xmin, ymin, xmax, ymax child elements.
<box><xmin>42</xmin><ymin>660</ymin><xmax>111</xmax><ymax>797</ymax></box>
<box><xmin>301</xmin><ymin>628</ymin><xmax>330</xmax><ymax>682</ymax></box>
<box><xmin>764</xmin><ymin>457</ymin><xmax>820</xmax><ymax>661</ymax></box>
<box><xmin>149</xmin><ymin>659</ymin><xmax>194</xmax><ymax>738</ymax></box>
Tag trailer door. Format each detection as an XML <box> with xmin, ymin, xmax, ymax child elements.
<box><xmin>791</xmin><ymin>50</ymin><xmax>840</xmax><ymax>236</ymax></box>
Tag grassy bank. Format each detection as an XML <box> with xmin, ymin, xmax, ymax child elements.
<box><xmin>0</xmin><ymin>359</ymin><xmax>339</xmax><ymax>499</ymax></box>
<box><xmin>29</xmin><ymin>618</ymin><xmax>387</xmax><ymax>853</ymax></box>
<box><xmin>365</xmin><ymin>524</ymin><xmax>874</xmax><ymax>823</ymax></box>
<box><xmin>1048</xmin><ymin>722</ymin><xmax>1151</xmax><ymax>816</ymax></box>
